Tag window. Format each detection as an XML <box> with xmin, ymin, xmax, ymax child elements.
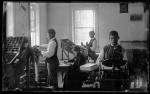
<box><xmin>30</xmin><ymin>3</ymin><xmax>40</xmax><ymax>47</ymax></box>
<box><xmin>7</xmin><ymin>2</ymin><xmax>14</xmax><ymax>37</ymax></box>
<box><xmin>73</xmin><ymin>9</ymin><xmax>95</xmax><ymax>45</ymax></box>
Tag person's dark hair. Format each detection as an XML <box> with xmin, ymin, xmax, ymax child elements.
<box><xmin>73</xmin><ymin>45</ymin><xmax>80</xmax><ymax>52</ymax></box>
<box><xmin>109</xmin><ymin>30</ymin><xmax>119</xmax><ymax>39</ymax></box>
<box><xmin>48</xmin><ymin>29</ymin><xmax>56</xmax><ymax>37</ymax></box>
<box><xmin>89</xmin><ymin>30</ymin><xmax>95</xmax><ymax>35</ymax></box>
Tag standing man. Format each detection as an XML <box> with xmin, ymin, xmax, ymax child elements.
<box><xmin>38</xmin><ymin>29</ymin><xmax>59</xmax><ymax>90</ymax></box>
<box><xmin>81</xmin><ymin>30</ymin><xmax>97</xmax><ymax>62</ymax></box>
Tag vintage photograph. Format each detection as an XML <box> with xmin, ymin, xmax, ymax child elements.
<box><xmin>2</xmin><ymin>1</ymin><xmax>149</xmax><ymax>93</ymax></box>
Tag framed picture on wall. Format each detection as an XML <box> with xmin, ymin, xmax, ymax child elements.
<box><xmin>130</xmin><ymin>14</ymin><xmax>143</xmax><ymax>21</ymax></box>
<box><xmin>120</xmin><ymin>3</ymin><xmax>128</xmax><ymax>13</ymax></box>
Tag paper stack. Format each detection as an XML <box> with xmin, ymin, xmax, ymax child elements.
<box><xmin>80</xmin><ymin>63</ymin><xmax>99</xmax><ymax>71</ymax></box>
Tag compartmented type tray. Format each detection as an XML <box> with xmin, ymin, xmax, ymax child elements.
<box><xmin>5</xmin><ymin>37</ymin><xmax>26</xmax><ymax>64</ymax></box>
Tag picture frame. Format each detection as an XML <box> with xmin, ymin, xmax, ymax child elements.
<box><xmin>130</xmin><ymin>14</ymin><xmax>143</xmax><ymax>21</ymax></box>
<box><xmin>120</xmin><ymin>2</ymin><xmax>128</xmax><ymax>13</ymax></box>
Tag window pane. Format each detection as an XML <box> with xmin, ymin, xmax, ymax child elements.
<box><xmin>30</xmin><ymin>4</ymin><xmax>35</xmax><ymax>32</ymax></box>
<box><xmin>74</xmin><ymin>9</ymin><xmax>95</xmax><ymax>45</ymax></box>
<box><xmin>31</xmin><ymin>32</ymin><xmax>35</xmax><ymax>47</ymax></box>
<box><xmin>30</xmin><ymin>3</ymin><xmax>39</xmax><ymax>46</ymax></box>
<box><xmin>75</xmin><ymin>10</ymin><xmax>95</xmax><ymax>27</ymax></box>
<box><xmin>75</xmin><ymin>28</ymin><xmax>94</xmax><ymax>45</ymax></box>
<box><xmin>7</xmin><ymin>2</ymin><xmax>14</xmax><ymax>37</ymax></box>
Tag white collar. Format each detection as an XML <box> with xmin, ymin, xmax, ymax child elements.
<box><xmin>91</xmin><ymin>37</ymin><xmax>95</xmax><ymax>40</ymax></box>
<box><xmin>49</xmin><ymin>37</ymin><xmax>55</xmax><ymax>42</ymax></box>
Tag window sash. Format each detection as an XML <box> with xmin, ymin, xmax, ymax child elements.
<box><xmin>73</xmin><ymin>9</ymin><xmax>95</xmax><ymax>45</ymax></box>
<box><xmin>30</xmin><ymin>3</ymin><xmax>39</xmax><ymax>47</ymax></box>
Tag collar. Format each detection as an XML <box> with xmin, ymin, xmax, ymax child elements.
<box><xmin>91</xmin><ymin>37</ymin><xmax>95</xmax><ymax>40</ymax></box>
<box><xmin>49</xmin><ymin>37</ymin><xmax>55</xmax><ymax>42</ymax></box>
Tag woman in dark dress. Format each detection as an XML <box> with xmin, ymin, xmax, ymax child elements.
<box><xmin>63</xmin><ymin>46</ymin><xmax>88</xmax><ymax>91</ymax></box>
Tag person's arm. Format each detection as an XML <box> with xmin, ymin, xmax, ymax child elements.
<box><xmin>42</xmin><ymin>41</ymin><xmax>56</xmax><ymax>58</ymax></box>
<box><xmin>90</xmin><ymin>40</ymin><xmax>97</xmax><ymax>51</ymax></box>
<box><xmin>122</xmin><ymin>48</ymin><xmax>127</xmax><ymax>61</ymax></box>
<box><xmin>96</xmin><ymin>48</ymin><xmax>104</xmax><ymax>65</ymax></box>
<box><xmin>81</xmin><ymin>42</ymin><xmax>87</xmax><ymax>48</ymax></box>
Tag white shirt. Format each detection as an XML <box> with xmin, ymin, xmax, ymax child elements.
<box><xmin>41</xmin><ymin>38</ymin><xmax>56</xmax><ymax>58</ymax></box>
<box><xmin>90</xmin><ymin>37</ymin><xmax>97</xmax><ymax>52</ymax></box>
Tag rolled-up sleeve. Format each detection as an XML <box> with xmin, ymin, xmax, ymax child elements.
<box><xmin>42</xmin><ymin>41</ymin><xmax>56</xmax><ymax>58</ymax></box>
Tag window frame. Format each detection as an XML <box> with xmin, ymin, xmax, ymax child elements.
<box><xmin>6</xmin><ymin>2</ymin><xmax>14</xmax><ymax>37</ymax></box>
<box><xmin>72</xmin><ymin>8</ymin><xmax>96</xmax><ymax>45</ymax></box>
<box><xmin>30</xmin><ymin>3</ymin><xmax>40</xmax><ymax>47</ymax></box>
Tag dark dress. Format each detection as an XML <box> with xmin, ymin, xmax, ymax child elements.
<box><xmin>63</xmin><ymin>53</ymin><xmax>88</xmax><ymax>91</ymax></box>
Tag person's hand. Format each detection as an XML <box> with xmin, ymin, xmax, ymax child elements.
<box><xmin>81</xmin><ymin>42</ymin><xmax>84</xmax><ymax>46</ymax></box>
<box><xmin>86</xmin><ymin>42</ymin><xmax>89</xmax><ymax>46</ymax></box>
<box><xmin>41</xmin><ymin>51</ymin><xmax>44</xmax><ymax>56</ymax></box>
<box><xmin>64</xmin><ymin>60</ymin><xmax>68</xmax><ymax>64</ymax></box>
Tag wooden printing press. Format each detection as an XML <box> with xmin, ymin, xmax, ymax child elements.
<box><xmin>60</xmin><ymin>39</ymin><xmax>100</xmax><ymax>89</ymax></box>
<box><xmin>61</xmin><ymin>39</ymin><xmax>75</xmax><ymax>60</ymax></box>
<box><xmin>60</xmin><ymin>38</ymin><xmax>130</xmax><ymax>91</ymax></box>
<box><xmin>3</xmin><ymin>37</ymin><xmax>50</xmax><ymax>91</ymax></box>
<box><xmin>3</xmin><ymin>37</ymin><xmax>34</xmax><ymax>91</ymax></box>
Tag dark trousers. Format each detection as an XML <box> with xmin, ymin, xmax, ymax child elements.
<box><xmin>63</xmin><ymin>69</ymin><xmax>88</xmax><ymax>91</ymax></box>
<box><xmin>46</xmin><ymin>59</ymin><xmax>59</xmax><ymax>88</ymax></box>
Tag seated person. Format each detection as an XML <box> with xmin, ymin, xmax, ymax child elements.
<box><xmin>81</xmin><ymin>30</ymin><xmax>97</xmax><ymax>62</ymax></box>
<box><xmin>63</xmin><ymin>46</ymin><xmax>88</xmax><ymax>91</ymax></box>
<box><xmin>96</xmin><ymin>30</ymin><xmax>127</xmax><ymax>70</ymax></box>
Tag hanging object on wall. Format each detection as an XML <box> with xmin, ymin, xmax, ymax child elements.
<box><xmin>144</xmin><ymin>3</ymin><xmax>150</xmax><ymax>13</ymax></box>
<box><xmin>18</xmin><ymin>2</ymin><xmax>28</xmax><ymax>11</ymax></box>
<box><xmin>3</xmin><ymin>2</ymin><xmax>8</xmax><ymax>15</ymax></box>
<box><xmin>130</xmin><ymin>14</ymin><xmax>143</xmax><ymax>21</ymax></box>
<box><xmin>120</xmin><ymin>2</ymin><xmax>128</xmax><ymax>13</ymax></box>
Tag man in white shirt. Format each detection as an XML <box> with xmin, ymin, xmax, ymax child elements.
<box><xmin>81</xmin><ymin>31</ymin><xmax>97</xmax><ymax>61</ymax></box>
<box><xmin>38</xmin><ymin>29</ymin><xmax>59</xmax><ymax>90</ymax></box>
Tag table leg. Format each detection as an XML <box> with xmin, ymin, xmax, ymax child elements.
<box><xmin>62</xmin><ymin>72</ymin><xmax>63</xmax><ymax>82</ymax></box>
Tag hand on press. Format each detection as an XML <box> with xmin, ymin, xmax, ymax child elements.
<box><xmin>86</xmin><ymin>42</ymin><xmax>89</xmax><ymax>46</ymax></box>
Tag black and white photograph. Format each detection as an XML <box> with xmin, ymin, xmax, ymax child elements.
<box><xmin>2</xmin><ymin>1</ymin><xmax>149</xmax><ymax>93</ymax></box>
